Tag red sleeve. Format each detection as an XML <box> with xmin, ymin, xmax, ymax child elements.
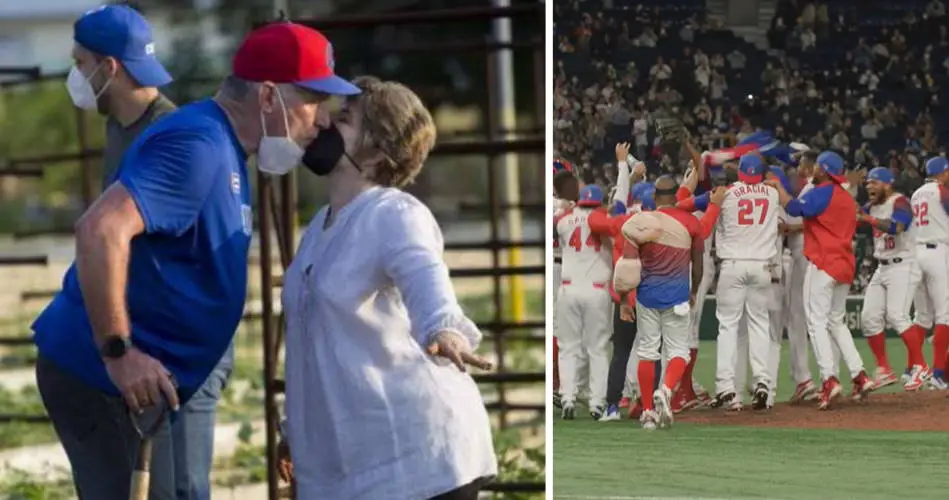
<box><xmin>587</xmin><ymin>207</ymin><xmax>614</xmax><ymax>236</ymax></box>
<box><xmin>698</xmin><ymin>203</ymin><xmax>720</xmax><ymax>240</ymax></box>
<box><xmin>687</xmin><ymin>212</ymin><xmax>705</xmax><ymax>252</ymax></box>
<box><xmin>675</xmin><ymin>186</ymin><xmax>692</xmax><ymax>202</ymax></box>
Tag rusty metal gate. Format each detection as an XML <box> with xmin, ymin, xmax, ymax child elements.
<box><xmin>0</xmin><ymin>2</ymin><xmax>545</xmax><ymax>497</ymax></box>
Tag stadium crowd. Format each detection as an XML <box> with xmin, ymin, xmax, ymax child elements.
<box><xmin>553</xmin><ymin>0</ymin><xmax>949</xmax><ymax>291</ymax></box>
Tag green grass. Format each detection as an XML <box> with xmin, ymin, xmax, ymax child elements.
<box><xmin>553</xmin><ymin>338</ymin><xmax>949</xmax><ymax>500</ymax></box>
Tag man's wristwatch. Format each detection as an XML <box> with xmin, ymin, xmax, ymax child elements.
<box><xmin>100</xmin><ymin>335</ymin><xmax>132</xmax><ymax>359</ymax></box>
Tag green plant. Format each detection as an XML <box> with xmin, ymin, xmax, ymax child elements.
<box><xmin>0</xmin><ymin>468</ymin><xmax>74</xmax><ymax>499</ymax></box>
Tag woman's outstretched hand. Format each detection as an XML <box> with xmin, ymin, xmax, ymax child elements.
<box><xmin>427</xmin><ymin>331</ymin><xmax>493</xmax><ymax>372</ymax></box>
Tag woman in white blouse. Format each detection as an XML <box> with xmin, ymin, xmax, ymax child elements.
<box><xmin>278</xmin><ymin>76</ymin><xmax>497</xmax><ymax>499</ymax></box>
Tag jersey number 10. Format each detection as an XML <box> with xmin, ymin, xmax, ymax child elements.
<box><xmin>569</xmin><ymin>227</ymin><xmax>602</xmax><ymax>252</ymax></box>
<box><xmin>913</xmin><ymin>201</ymin><xmax>929</xmax><ymax>226</ymax></box>
<box><xmin>737</xmin><ymin>198</ymin><xmax>770</xmax><ymax>225</ymax></box>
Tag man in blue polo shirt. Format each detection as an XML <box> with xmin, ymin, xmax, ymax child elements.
<box><xmin>33</xmin><ymin>21</ymin><xmax>359</xmax><ymax>499</ymax></box>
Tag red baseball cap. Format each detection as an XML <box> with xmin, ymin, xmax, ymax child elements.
<box><xmin>233</xmin><ymin>22</ymin><xmax>360</xmax><ymax>95</ymax></box>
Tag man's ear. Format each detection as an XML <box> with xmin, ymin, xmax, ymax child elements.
<box><xmin>258</xmin><ymin>82</ymin><xmax>278</xmax><ymax>114</ymax></box>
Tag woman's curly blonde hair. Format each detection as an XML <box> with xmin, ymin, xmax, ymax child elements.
<box><xmin>348</xmin><ymin>76</ymin><xmax>437</xmax><ymax>188</ymax></box>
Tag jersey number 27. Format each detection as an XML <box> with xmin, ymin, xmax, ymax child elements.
<box><xmin>569</xmin><ymin>227</ymin><xmax>601</xmax><ymax>252</ymax></box>
<box><xmin>913</xmin><ymin>201</ymin><xmax>929</xmax><ymax>226</ymax></box>
<box><xmin>737</xmin><ymin>198</ymin><xmax>770</xmax><ymax>225</ymax></box>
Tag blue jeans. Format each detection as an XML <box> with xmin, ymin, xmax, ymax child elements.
<box><xmin>171</xmin><ymin>345</ymin><xmax>233</xmax><ymax>500</ymax></box>
<box><xmin>37</xmin><ymin>355</ymin><xmax>176</xmax><ymax>500</ymax></box>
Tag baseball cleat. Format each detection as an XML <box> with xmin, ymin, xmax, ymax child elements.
<box><xmin>818</xmin><ymin>377</ymin><xmax>842</xmax><ymax>410</ymax></box>
<box><xmin>693</xmin><ymin>379</ymin><xmax>712</xmax><ymax>404</ymax></box>
<box><xmin>553</xmin><ymin>391</ymin><xmax>562</xmax><ymax>409</ymax></box>
<box><xmin>619</xmin><ymin>396</ymin><xmax>631</xmax><ymax>409</ymax></box>
<box><xmin>561</xmin><ymin>403</ymin><xmax>575</xmax><ymax>420</ymax></box>
<box><xmin>928</xmin><ymin>376</ymin><xmax>948</xmax><ymax>391</ymax></box>
<box><xmin>901</xmin><ymin>368</ymin><xmax>912</xmax><ymax>385</ymax></box>
<box><xmin>627</xmin><ymin>399</ymin><xmax>644</xmax><ymax>419</ymax></box>
<box><xmin>600</xmin><ymin>404</ymin><xmax>622</xmax><ymax>421</ymax></box>
<box><xmin>752</xmin><ymin>383</ymin><xmax>770</xmax><ymax>410</ymax></box>
<box><xmin>653</xmin><ymin>386</ymin><xmax>674</xmax><ymax>428</ymax></box>
<box><xmin>851</xmin><ymin>371</ymin><xmax>875</xmax><ymax>401</ymax></box>
<box><xmin>903</xmin><ymin>365</ymin><xmax>932</xmax><ymax>391</ymax></box>
<box><xmin>709</xmin><ymin>391</ymin><xmax>742</xmax><ymax>412</ymax></box>
<box><xmin>872</xmin><ymin>367</ymin><xmax>898</xmax><ymax>389</ymax></box>
<box><xmin>590</xmin><ymin>404</ymin><xmax>606</xmax><ymax>421</ymax></box>
<box><xmin>790</xmin><ymin>380</ymin><xmax>818</xmax><ymax>404</ymax></box>
<box><xmin>640</xmin><ymin>409</ymin><xmax>659</xmax><ymax>430</ymax></box>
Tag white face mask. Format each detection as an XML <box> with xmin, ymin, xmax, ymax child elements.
<box><xmin>66</xmin><ymin>65</ymin><xmax>111</xmax><ymax>111</ymax></box>
<box><xmin>258</xmin><ymin>87</ymin><xmax>304</xmax><ymax>176</ymax></box>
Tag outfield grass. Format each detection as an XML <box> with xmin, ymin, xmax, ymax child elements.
<box><xmin>553</xmin><ymin>338</ymin><xmax>949</xmax><ymax>500</ymax></box>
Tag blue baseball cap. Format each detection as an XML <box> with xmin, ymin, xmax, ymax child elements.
<box><xmin>866</xmin><ymin>166</ymin><xmax>894</xmax><ymax>185</ymax></box>
<box><xmin>816</xmin><ymin>151</ymin><xmax>846</xmax><ymax>184</ymax></box>
<box><xmin>73</xmin><ymin>5</ymin><xmax>172</xmax><ymax>87</ymax></box>
<box><xmin>577</xmin><ymin>185</ymin><xmax>604</xmax><ymax>207</ymax></box>
<box><xmin>738</xmin><ymin>153</ymin><xmax>765</xmax><ymax>184</ymax></box>
<box><xmin>925</xmin><ymin>156</ymin><xmax>949</xmax><ymax>177</ymax></box>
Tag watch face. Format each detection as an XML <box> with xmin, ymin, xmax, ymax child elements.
<box><xmin>103</xmin><ymin>337</ymin><xmax>129</xmax><ymax>358</ymax></box>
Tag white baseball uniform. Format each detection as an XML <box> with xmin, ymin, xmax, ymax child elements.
<box><xmin>910</xmin><ymin>181</ymin><xmax>949</xmax><ymax>327</ymax></box>
<box><xmin>553</xmin><ymin>198</ymin><xmax>590</xmax><ymax>395</ymax></box>
<box><xmin>555</xmin><ymin>206</ymin><xmax>614</xmax><ymax>408</ymax></box>
<box><xmin>783</xmin><ymin>178</ymin><xmax>815</xmax><ymax>385</ymax></box>
<box><xmin>861</xmin><ymin>193</ymin><xmax>919</xmax><ymax>340</ymax></box>
<box><xmin>765</xmin><ymin>207</ymin><xmax>788</xmax><ymax>402</ymax></box>
<box><xmin>714</xmin><ymin>182</ymin><xmax>781</xmax><ymax>395</ymax></box>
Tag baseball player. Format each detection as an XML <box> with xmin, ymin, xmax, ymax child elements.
<box><xmin>765</xmin><ymin>151</ymin><xmax>873</xmax><ymax>410</ymax></box>
<box><xmin>909</xmin><ymin>157</ymin><xmax>949</xmax><ymax>389</ymax></box>
<box><xmin>627</xmin><ymin>176</ymin><xmax>708</xmax><ymax>430</ymax></box>
<box><xmin>551</xmin><ymin>162</ymin><xmax>572</xmax><ymax>406</ymax></box>
<box><xmin>708</xmin><ymin>154</ymin><xmax>781</xmax><ymax>411</ymax></box>
<box><xmin>782</xmin><ymin>151</ymin><xmax>820</xmax><ymax>402</ymax></box>
<box><xmin>555</xmin><ymin>184</ymin><xmax>615</xmax><ymax>420</ymax></box>
<box><xmin>857</xmin><ymin>167</ymin><xmax>926</xmax><ymax>391</ymax></box>
<box><xmin>588</xmin><ymin>142</ymin><xmax>647</xmax><ymax>421</ymax></box>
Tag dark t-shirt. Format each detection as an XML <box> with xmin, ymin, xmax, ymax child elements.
<box><xmin>101</xmin><ymin>94</ymin><xmax>177</xmax><ymax>188</ymax></box>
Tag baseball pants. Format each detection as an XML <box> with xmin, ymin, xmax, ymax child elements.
<box><xmin>715</xmin><ymin>260</ymin><xmax>773</xmax><ymax>395</ymax></box>
<box><xmin>689</xmin><ymin>247</ymin><xmax>716</xmax><ymax>350</ymax></box>
<box><xmin>557</xmin><ymin>283</ymin><xmax>612</xmax><ymax>408</ymax></box>
<box><xmin>861</xmin><ymin>259</ymin><xmax>920</xmax><ymax>368</ymax></box>
<box><xmin>606</xmin><ymin>303</ymin><xmax>637</xmax><ymax>407</ymax></box>
<box><xmin>636</xmin><ymin>302</ymin><xmax>690</xmax><ymax>402</ymax></box>
<box><xmin>784</xmin><ymin>251</ymin><xmax>813</xmax><ymax>385</ymax></box>
<box><xmin>766</xmin><ymin>278</ymin><xmax>784</xmax><ymax>402</ymax></box>
<box><xmin>915</xmin><ymin>243</ymin><xmax>949</xmax><ymax>373</ymax></box>
<box><xmin>804</xmin><ymin>263</ymin><xmax>865</xmax><ymax>381</ymax></box>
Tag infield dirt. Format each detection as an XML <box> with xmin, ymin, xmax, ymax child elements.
<box><xmin>678</xmin><ymin>391</ymin><xmax>949</xmax><ymax>432</ymax></box>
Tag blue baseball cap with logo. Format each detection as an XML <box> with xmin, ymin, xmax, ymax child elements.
<box><xmin>577</xmin><ymin>185</ymin><xmax>604</xmax><ymax>207</ymax></box>
<box><xmin>738</xmin><ymin>153</ymin><xmax>765</xmax><ymax>184</ymax></box>
<box><xmin>925</xmin><ymin>156</ymin><xmax>949</xmax><ymax>177</ymax></box>
<box><xmin>866</xmin><ymin>166</ymin><xmax>894</xmax><ymax>185</ymax></box>
<box><xmin>73</xmin><ymin>5</ymin><xmax>172</xmax><ymax>87</ymax></box>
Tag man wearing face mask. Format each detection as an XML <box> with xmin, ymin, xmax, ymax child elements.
<box><xmin>32</xmin><ymin>21</ymin><xmax>358</xmax><ymax>499</ymax></box>
<box><xmin>67</xmin><ymin>6</ymin><xmax>236</xmax><ymax>499</ymax></box>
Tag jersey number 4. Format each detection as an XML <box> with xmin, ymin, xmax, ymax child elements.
<box><xmin>737</xmin><ymin>198</ymin><xmax>770</xmax><ymax>225</ymax></box>
<box><xmin>913</xmin><ymin>201</ymin><xmax>929</xmax><ymax>226</ymax></box>
<box><xmin>569</xmin><ymin>227</ymin><xmax>602</xmax><ymax>252</ymax></box>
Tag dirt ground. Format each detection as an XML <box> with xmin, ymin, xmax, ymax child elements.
<box><xmin>678</xmin><ymin>391</ymin><xmax>949</xmax><ymax>431</ymax></box>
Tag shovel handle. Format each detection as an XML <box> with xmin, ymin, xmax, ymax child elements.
<box><xmin>130</xmin><ymin>437</ymin><xmax>153</xmax><ymax>500</ymax></box>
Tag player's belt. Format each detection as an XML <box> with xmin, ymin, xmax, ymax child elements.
<box><xmin>561</xmin><ymin>280</ymin><xmax>607</xmax><ymax>289</ymax></box>
<box><xmin>877</xmin><ymin>257</ymin><xmax>903</xmax><ymax>265</ymax></box>
<box><xmin>554</xmin><ymin>257</ymin><xmax>563</xmax><ymax>264</ymax></box>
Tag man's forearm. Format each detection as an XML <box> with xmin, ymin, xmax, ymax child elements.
<box><xmin>75</xmin><ymin>227</ymin><xmax>132</xmax><ymax>347</ymax></box>
<box><xmin>690</xmin><ymin>253</ymin><xmax>703</xmax><ymax>294</ymax></box>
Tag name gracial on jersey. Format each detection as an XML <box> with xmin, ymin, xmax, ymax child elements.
<box><xmin>715</xmin><ymin>182</ymin><xmax>780</xmax><ymax>261</ymax></box>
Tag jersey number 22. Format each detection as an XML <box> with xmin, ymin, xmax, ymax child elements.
<box><xmin>913</xmin><ymin>201</ymin><xmax>929</xmax><ymax>226</ymax></box>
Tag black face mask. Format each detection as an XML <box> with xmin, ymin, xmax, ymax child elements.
<box><xmin>302</xmin><ymin>123</ymin><xmax>361</xmax><ymax>176</ymax></box>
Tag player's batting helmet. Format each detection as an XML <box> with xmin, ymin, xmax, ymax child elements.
<box><xmin>577</xmin><ymin>185</ymin><xmax>604</xmax><ymax>207</ymax></box>
<box><xmin>925</xmin><ymin>156</ymin><xmax>949</xmax><ymax>177</ymax></box>
<box><xmin>816</xmin><ymin>151</ymin><xmax>846</xmax><ymax>184</ymax></box>
<box><xmin>866</xmin><ymin>166</ymin><xmax>894</xmax><ymax>185</ymax></box>
<box><xmin>738</xmin><ymin>153</ymin><xmax>765</xmax><ymax>184</ymax></box>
